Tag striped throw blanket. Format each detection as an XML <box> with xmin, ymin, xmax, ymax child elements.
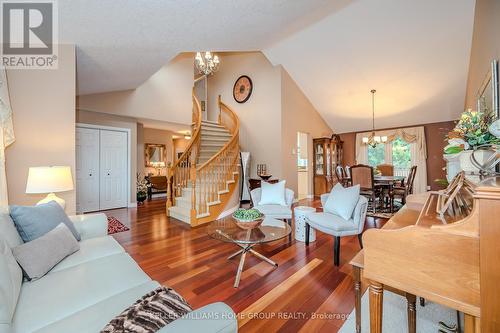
<box><xmin>101</xmin><ymin>287</ymin><xmax>192</xmax><ymax>333</ymax></box>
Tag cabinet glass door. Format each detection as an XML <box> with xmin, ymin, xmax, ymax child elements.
<box><xmin>315</xmin><ymin>142</ymin><xmax>324</xmax><ymax>175</ymax></box>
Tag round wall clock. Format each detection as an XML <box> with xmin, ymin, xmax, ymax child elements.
<box><xmin>233</xmin><ymin>75</ymin><xmax>253</xmax><ymax>103</ymax></box>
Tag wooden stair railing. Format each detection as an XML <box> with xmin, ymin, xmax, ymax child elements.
<box><xmin>166</xmin><ymin>89</ymin><xmax>202</xmax><ymax>215</ymax></box>
<box><xmin>167</xmin><ymin>94</ymin><xmax>240</xmax><ymax>226</ymax></box>
<box><xmin>194</xmin><ymin>96</ymin><xmax>240</xmax><ymax>223</ymax></box>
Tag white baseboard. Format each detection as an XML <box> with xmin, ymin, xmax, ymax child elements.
<box><xmin>217</xmin><ymin>204</ymin><xmax>240</xmax><ymax>219</ymax></box>
<box><xmin>128</xmin><ymin>202</ymin><xmax>137</xmax><ymax>208</ymax></box>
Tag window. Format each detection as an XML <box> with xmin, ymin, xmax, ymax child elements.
<box><xmin>392</xmin><ymin>137</ymin><xmax>411</xmax><ymax>176</ymax></box>
<box><xmin>367</xmin><ymin>137</ymin><xmax>411</xmax><ymax>176</ymax></box>
<box><xmin>368</xmin><ymin>144</ymin><xmax>385</xmax><ymax>167</ymax></box>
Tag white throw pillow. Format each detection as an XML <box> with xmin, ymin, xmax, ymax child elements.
<box><xmin>324</xmin><ymin>183</ymin><xmax>360</xmax><ymax>220</ymax></box>
<box><xmin>259</xmin><ymin>180</ymin><xmax>287</xmax><ymax>206</ymax></box>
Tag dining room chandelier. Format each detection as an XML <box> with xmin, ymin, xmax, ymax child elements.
<box><xmin>362</xmin><ymin>89</ymin><xmax>388</xmax><ymax>148</ymax></box>
<box><xmin>195</xmin><ymin>51</ymin><xmax>220</xmax><ymax>76</ymax></box>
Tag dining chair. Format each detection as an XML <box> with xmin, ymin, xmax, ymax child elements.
<box><xmin>335</xmin><ymin>165</ymin><xmax>347</xmax><ymax>186</ymax></box>
<box><xmin>377</xmin><ymin>164</ymin><xmax>394</xmax><ymax>176</ymax></box>
<box><xmin>345</xmin><ymin>165</ymin><xmax>351</xmax><ymax>178</ymax></box>
<box><xmin>391</xmin><ymin>166</ymin><xmax>417</xmax><ymax>206</ymax></box>
<box><xmin>350</xmin><ymin>164</ymin><xmax>380</xmax><ymax>213</ymax></box>
<box><xmin>305</xmin><ymin>193</ymin><xmax>368</xmax><ymax>266</ymax></box>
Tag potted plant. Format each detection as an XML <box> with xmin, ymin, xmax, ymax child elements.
<box><xmin>444</xmin><ymin>109</ymin><xmax>499</xmax><ymax>178</ymax></box>
<box><xmin>136</xmin><ymin>173</ymin><xmax>148</xmax><ymax>204</ymax></box>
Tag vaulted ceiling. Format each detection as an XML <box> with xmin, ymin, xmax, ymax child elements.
<box><xmin>264</xmin><ymin>0</ymin><xmax>476</xmax><ymax>133</ymax></box>
<box><xmin>60</xmin><ymin>0</ymin><xmax>346</xmax><ymax>95</ymax></box>
<box><xmin>64</xmin><ymin>0</ymin><xmax>476</xmax><ymax>133</ymax></box>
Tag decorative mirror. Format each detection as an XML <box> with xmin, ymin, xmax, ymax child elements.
<box><xmin>145</xmin><ymin>143</ymin><xmax>166</xmax><ymax>167</ymax></box>
<box><xmin>477</xmin><ymin>59</ymin><xmax>499</xmax><ymax>117</ymax></box>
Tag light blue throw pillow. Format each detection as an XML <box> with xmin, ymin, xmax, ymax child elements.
<box><xmin>324</xmin><ymin>183</ymin><xmax>360</xmax><ymax>220</ymax></box>
<box><xmin>9</xmin><ymin>201</ymin><xmax>81</xmax><ymax>242</ymax></box>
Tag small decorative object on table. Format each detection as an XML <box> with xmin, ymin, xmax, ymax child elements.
<box><xmin>232</xmin><ymin>208</ymin><xmax>264</xmax><ymax>229</ymax></box>
<box><xmin>136</xmin><ymin>173</ymin><xmax>148</xmax><ymax>205</ymax></box>
<box><xmin>257</xmin><ymin>164</ymin><xmax>272</xmax><ymax>180</ymax></box>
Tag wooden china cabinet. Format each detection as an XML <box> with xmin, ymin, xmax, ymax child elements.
<box><xmin>313</xmin><ymin>135</ymin><xmax>343</xmax><ymax>196</ymax></box>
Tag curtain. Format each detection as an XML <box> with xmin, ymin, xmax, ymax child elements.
<box><xmin>355</xmin><ymin>133</ymin><xmax>368</xmax><ymax>164</ymax></box>
<box><xmin>355</xmin><ymin>126</ymin><xmax>427</xmax><ymax>193</ymax></box>
<box><xmin>0</xmin><ymin>69</ymin><xmax>15</xmax><ymax>213</ymax></box>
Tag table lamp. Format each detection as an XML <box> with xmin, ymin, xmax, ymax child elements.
<box><xmin>25</xmin><ymin>166</ymin><xmax>74</xmax><ymax>209</ymax></box>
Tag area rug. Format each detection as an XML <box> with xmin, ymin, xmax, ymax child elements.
<box><xmin>107</xmin><ymin>216</ymin><xmax>130</xmax><ymax>235</ymax></box>
<box><xmin>339</xmin><ymin>290</ymin><xmax>459</xmax><ymax>333</ymax></box>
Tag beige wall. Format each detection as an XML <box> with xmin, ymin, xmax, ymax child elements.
<box><xmin>142</xmin><ymin>127</ymin><xmax>174</xmax><ymax>176</ymax></box>
<box><xmin>465</xmin><ymin>0</ymin><xmax>500</xmax><ymax>110</ymax></box>
<box><xmin>76</xmin><ymin>109</ymin><xmax>138</xmax><ymax>203</ymax></box>
<box><xmin>281</xmin><ymin>69</ymin><xmax>333</xmax><ymax>196</ymax></box>
<box><xmin>207</xmin><ymin>52</ymin><xmax>283</xmax><ymax>180</ymax></box>
<box><xmin>5</xmin><ymin>45</ymin><xmax>77</xmax><ymax>212</ymax></box>
<box><xmin>173</xmin><ymin>138</ymin><xmax>189</xmax><ymax>162</ymax></box>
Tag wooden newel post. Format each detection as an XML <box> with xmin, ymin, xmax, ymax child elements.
<box><xmin>165</xmin><ymin>165</ymin><xmax>173</xmax><ymax>216</ymax></box>
<box><xmin>190</xmin><ymin>164</ymin><xmax>197</xmax><ymax>223</ymax></box>
<box><xmin>218</xmin><ymin>95</ymin><xmax>222</xmax><ymax>124</ymax></box>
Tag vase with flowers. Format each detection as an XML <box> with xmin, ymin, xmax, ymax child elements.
<box><xmin>136</xmin><ymin>173</ymin><xmax>148</xmax><ymax>204</ymax></box>
<box><xmin>443</xmin><ymin>108</ymin><xmax>499</xmax><ymax>181</ymax></box>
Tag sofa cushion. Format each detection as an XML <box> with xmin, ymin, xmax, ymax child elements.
<box><xmin>307</xmin><ymin>212</ymin><xmax>357</xmax><ymax>236</ymax></box>
<box><xmin>12</xmin><ymin>253</ymin><xmax>151</xmax><ymax>333</ymax></box>
<box><xmin>253</xmin><ymin>204</ymin><xmax>292</xmax><ymax>218</ymax></box>
<box><xmin>50</xmin><ymin>236</ymin><xmax>124</xmax><ymax>273</ymax></box>
<box><xmin>32</xmin><ymin>281</ymin><xmax>160</xmax><ymax>333</ymax></box>
<box><xmin>324</xmin><ymin>183</ymin><xmax>360</xmax><ymax>220</ymax></box>
<box><xmin>0</xmin><ymin>240</ymin><xmax>22</xmax><ymax>330</ymax></box>
<box><xmin>10</xmin><ymin>201</ymin><xmax>81</xmax><ymax>242</ymax></box>
<box><xmin>12</xmin><ymin>224</ymin><xmax>80</xmax><ymax>281</ymax></box>
<box><xmin>0</xmin><ymin>213</ymin><xmax>22</xmax><ymax>248</ymax></box>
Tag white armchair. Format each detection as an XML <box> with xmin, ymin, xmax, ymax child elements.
<box><xmin>250</xmin><ymin>187</ymin><xmax>294</xmax><ymax>240</ymax></box>
<box><xmin>305</xmin><ymin>193</ymin><xmax>368</xmax><ymax>266</ymax></box>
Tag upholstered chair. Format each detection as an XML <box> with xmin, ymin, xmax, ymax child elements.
<box><xmin>391</xmin><ymin>165</ymin><xmax>417</xmax><ymax>206</ymax></box>
<box><xmin>377</xmin><ymin>164</ymin><xmax>394</xmax><ymax>176</ymax></box>
<box><xmin>250</xmin><ymin>187</ymin><xmax>294</xmax><ymax>240</ymax></box>
<box><xmin>305</xmin><ymin>193</ymin><xmax>368</xmax><ymax>266</ymax></box>
<box><xmin>351</xmin><ymin>164</ymin><xmax>380</xmax><ymax>213</ymax></box>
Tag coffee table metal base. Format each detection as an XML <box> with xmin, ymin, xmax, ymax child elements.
<box><xmin>229</xmin><ymin>243</ymin><xmax>278</xmax><ymax>288</ymax></box>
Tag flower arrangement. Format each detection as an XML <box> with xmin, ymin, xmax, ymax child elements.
<box><xmin>136</xmin><ymin>173</ymin><xmax>148</xmax><ymax>204</ymax></box>
<box><xmin>444</xmin><ymin>109</ymin><xmax>499</xmax><ymax>155</ymax></box>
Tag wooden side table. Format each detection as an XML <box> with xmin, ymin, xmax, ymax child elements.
<box><xmin>248</xmin><ymin>178</ymin><xmax>279</xmax><ymax>192</ymax></box>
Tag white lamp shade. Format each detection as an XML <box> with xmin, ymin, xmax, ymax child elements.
<box><xmin>26</xmin><ymin>166</ymin><xmax>74</xmax><ymax>194</ymax></box>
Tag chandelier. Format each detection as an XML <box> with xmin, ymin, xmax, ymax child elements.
<box><xmin>195</xmin><ymin>52</ymin><xmax>220</xmax><ymax>76</ymax></box>
<box><xmin>362</xmin><ymin>89</ymin><xmax>387</xmax><ymax>148</ymax></box>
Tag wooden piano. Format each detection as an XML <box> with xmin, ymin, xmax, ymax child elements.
<box><xmin>352</xmin><ymin>175</ymin><xmax>500</xmax><ymax>332</ymax></box>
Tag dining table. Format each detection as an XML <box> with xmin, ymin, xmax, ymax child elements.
<box><xmin>341</xmin><ymin>175</ymin><xmax>406</xmax><ymax>213</ymax></box>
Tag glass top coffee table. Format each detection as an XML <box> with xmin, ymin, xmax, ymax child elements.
<box><xmin>207</xmin><ymin>216</ymin><xmax>291</xmax><ymax>288</ymax></box>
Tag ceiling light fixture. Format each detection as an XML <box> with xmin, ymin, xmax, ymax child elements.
<box><xmin>362</xmin><ymin>89</ymin><xmax>387</xmax><ymax>148</ymax></box>
<box><xmin>195</xmin><ymin>51</ymin><xmax>220</xmax><ymax>76</ymax></box>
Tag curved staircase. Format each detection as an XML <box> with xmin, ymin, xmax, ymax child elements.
<box><xmin>167</xmin><ymin>93</ymin><xmax>240</xmax><ymax>226</ymax></box>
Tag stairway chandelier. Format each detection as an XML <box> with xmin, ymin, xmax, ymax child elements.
<box><xmin>362</xmin><ymin>89</ymin><xmax>387</xmax><ymax>148</ymax></box>
<box><xmin>195</xmin><ymin>51</ymin><xmax>220</xmax><ymax>76</ymax></box>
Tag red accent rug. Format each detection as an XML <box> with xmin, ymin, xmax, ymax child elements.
<box><xmin>107</xmin><ymin>216</ymin><xmax>130</xmax><ymax>235</ymax></box>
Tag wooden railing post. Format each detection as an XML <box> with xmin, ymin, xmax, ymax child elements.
<box><xmin>190</xmin><ymin>163</ymin><xmax>197</xmax><ymax>222</ymax></box>
<box><xmin>218</xmin><ymin>95</ymin><xmax>222</xmax><ymax>124</ymax></box>
<box><xmin>165</xmin><ymin>165</ymin><xmax>173</xmax><ymax>216</ymax></box>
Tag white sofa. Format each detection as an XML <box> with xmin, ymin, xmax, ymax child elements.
<box><xmin>0</xmin><ymin>213</ymin><xmax>237</xmax><ymax>333</ymax></box>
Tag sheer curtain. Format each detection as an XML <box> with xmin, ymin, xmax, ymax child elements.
<box><xmin>0</xmin><ymin>69</ymin><xmax>15</xmax><ymax>213</ymax></box>
<box><xmin>355</xmin><ymin>133</ymin><xmax>368</xmax><ymax>164</ymax></box>
<box><xmin>355</xmin><ymin>126</ymin><xmax>427</xmax><ymax>193</ymax></box>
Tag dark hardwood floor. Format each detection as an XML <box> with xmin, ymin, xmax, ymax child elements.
<box><xmin>105</xmin><ymin>198</ymin><xmax>387</xmax><ymax>332</ymax></box>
